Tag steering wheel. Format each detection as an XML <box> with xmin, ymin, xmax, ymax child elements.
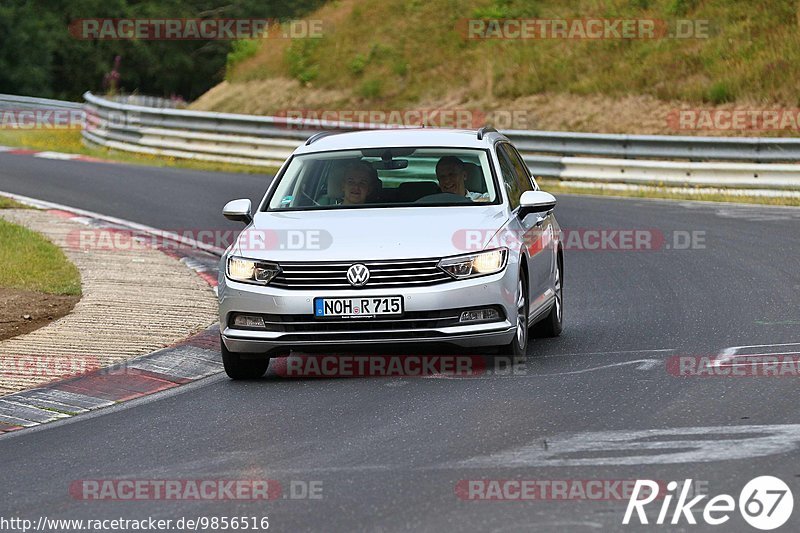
<box><xmin>414</xmin><ymin>192</ymin><xmax>473</xmax><ymax>204</ymax></box>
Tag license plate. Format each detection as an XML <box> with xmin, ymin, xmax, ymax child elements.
<box><xmin>314</xmin><ymin>296</ymin><xmax>403</xmax><ymax>319</ymax></box>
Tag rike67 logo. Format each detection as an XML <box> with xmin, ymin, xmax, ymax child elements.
<box><xmin>623</xmin><ymin>476</ymin><xmax>793</xmax><ymax>530</ymax></box>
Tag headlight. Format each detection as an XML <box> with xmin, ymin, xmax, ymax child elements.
<box><xmin>438</xmin><ymin>248</ymin><xmax>508</xmax><ymax>279</ymax></box>
<box><xmin>226</xmin><ymin>256</ymin><xmax>281</xmax><ymax>285</ymax></box>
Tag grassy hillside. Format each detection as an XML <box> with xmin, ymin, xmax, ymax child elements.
<box><xmin>193</xmin><ymin>0</ymin><xmax>800</xmax><ymax>135</ymax></box>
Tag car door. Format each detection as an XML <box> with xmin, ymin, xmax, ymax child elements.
<box><xmin>496</xmin><ymin>142</ymin><xmax>554</xmax><ymax>318</ymax></box>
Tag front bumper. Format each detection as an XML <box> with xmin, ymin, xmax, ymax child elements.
<box><xmin>218</xmin><ymin>267</ymin><xmax>519</xmax><ymax>354</ymax></box>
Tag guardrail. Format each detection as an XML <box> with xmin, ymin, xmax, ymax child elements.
<box><xmin>82</xmin><ymin>91</ymin><xmax>326</xmax><ymax>167</ymax></box>
<box><xmin>4</xmin><ymin>92</ymin><xmax>800</xmax><ymax>189</ymax></box>
<box><xmin>81</xmin><ymin>92</ymin><xmax>800</xmax><ymax>189</ymax></box>
<box><xmin>507</xmin><ymin>129</ymin><xmax>800</xmax><ymax>162</ymax></box>
<box><xmin>0</xmin><ymin>94</ymin><xmax>82</xmax><ymax>111</ymax></box>
<box><xmin>105</xmin><ymin>94</ymin><xmax>188</xmax><ymax>109</ymax></box>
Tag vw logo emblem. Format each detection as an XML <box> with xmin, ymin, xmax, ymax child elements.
<box><xmin>346</xmin><ymin>264</ymin><xmax>370</xmax><ymax>287</ymax></box>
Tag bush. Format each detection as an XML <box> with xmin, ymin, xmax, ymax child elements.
<box><xmin>359</xmin><ymin>78</ymin><xmax>383</xmax><ymax>99</ymax></box>
<box><xmin>286</xmin><ymin>39</ymin><xmax>321</xmax><ymax>84</ymax></box>
<box><xmin>226</xmin><ymin>40</ymin><xmax>261</xmax><ymax>73</ymax></box>
<box><xmin>349</xmin><ymin>54</ymin><xmax>368</xmax><ymax>75</ymax></box>
<box><xmin>665</xmin><ymin>0</ymin><xmax>697</xmax><ymax>16</ymax></box>
<box><xmin>706</xmin><ymin>81</ymin><xmax>734</xmax><ymax>104</ymax></box>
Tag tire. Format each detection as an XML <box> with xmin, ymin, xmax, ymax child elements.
<box><xmin>532</xmin><ymin>254</ymin><xmax>563</xmax><ymax>338</ymax></box>
<box><xmin>220</xmin><ymin>336</ymin><xmax>270</xmax><ymax>380</ymax></box>
<box><xmin>498</xmin><ymin>273</ymin><xmax>529</xmax><ymax>357</ymax></box>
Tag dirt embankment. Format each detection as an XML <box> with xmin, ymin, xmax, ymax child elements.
<box><xmin>193</xmin><ymin>78</ymin><xmax>800</xmax><ymax>137</ymax></box>
<box><xmin>0</xmin><ymin>289</ymin><xmax>79</xmax><ymax>341</ymax></box>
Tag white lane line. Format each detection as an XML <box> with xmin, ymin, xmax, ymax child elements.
<box><xmin>441</xmin><ymin>424</ymin><xmax>800</xmax><ymax>468</ymax></box>
<box><xmin>94</xmin><ymin>425</ymin><xmax>800</xmax><ymax>474</ymax></box>
<box><xmin>720</xmin><ymin>350</ymin><xmax>800</xmax><ymax>362</ymax></box>
<box><xmin>0</xmin><ymin>190</ymin><xmax>225</xmax><ymax>256</ymax></box>
<box><xmin>542</xmin><ymin>359</ymin><xmax>661</xmax><ymax>375</ymax></box>
<box><xmin>730</xmin><ymin>351</ymin><xmax>800</xmax><ymax>356</ymax></box>
<box><xmin>713</xmin><ymin>342</ymin><xmax>800</xmax><ymax>367</ymax></box>
<box><xmin>507</xmin><ymin>358</ymin><xmax>661</xmax><ymax>378</ymax></box>
<box><xmin>422</xmin><ymin>358</ymin><xmax>661</xmax><ymax>380</ymax></box>
<box><xmin>541</xmin><ymin>348</ymin><xmax>674</xmax><ymax>359</ymax></box>
<box><xmin>729</xmin><ymin>342</ymin><xmax>800</xmax><ymax>350</ymax></box>
<box><xmin>33</xmin><ymin>151</ymin><xmax>80</xmax><ymax>160</ymax></box>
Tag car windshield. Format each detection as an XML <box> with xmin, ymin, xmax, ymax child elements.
<box><xmin>265</xmin><ymin>147</ymin><xmax>498</xmax><ymax>211</ymax></box>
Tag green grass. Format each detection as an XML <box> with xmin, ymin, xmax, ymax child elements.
<box><xmin>0</xmin><ymin>218</ymin><xmax>81</xmax><ymax>295</ymax></box>
<box><xmin>0</xmin><ymin>130</ymin><xmax>277</xmax><ymax>175</ymax></box>
<box><xmin>538</xmin><ymin>178</ymin><xmax>800</xmax><ymax>207</ymax></box>
<box><xmin>224</xmin><ymin>0</ymin><xmax>800</xmax><ymax>109</ymax></box>
<box><xmin>0</xmin><ymin>197</ymin><xmax>29</xmax><ymax>209</ymax></box>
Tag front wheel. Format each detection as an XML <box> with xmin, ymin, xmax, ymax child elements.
<box><xmin>532</xmin><ymin>254</ymin><xmax>563</xmax><ymax>338</ymax></box>
<box><xmin>498</xmin><ymin>275</ymin><xmax>529</xmax><ymax>357</ymax></box>
<box><xmin>220</xmin><ymin>336</ymin><xmax>270</xmax><ymax>379</ymax></box>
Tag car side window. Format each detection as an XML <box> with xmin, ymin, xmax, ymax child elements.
<box><xmin>496</xmin><ymin>143</ymin><xmax>531</xmax><ymax>210</ymax></box>
<box><xmin>507</xmin><ymin>145</ymin><xmax>537</xmax><ymax>191</ymax></box>
<box><xmin>495</xmin><ymin>144</ymin><xmax>518</xmax><ymax>208</ymax></box>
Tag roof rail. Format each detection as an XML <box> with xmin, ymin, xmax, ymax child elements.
<box><xmin>305</xmin><ymin>130</ymin><xmax>340</xmax><ymax>145</ymax></box>
<box><xmin>477</xmin><ymin>126</ymin><xmax>497</xmax><ymax>140</ymax></box>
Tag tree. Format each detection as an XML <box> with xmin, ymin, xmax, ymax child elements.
<box><xmin>0</xmin><ymin>0</ymin><xmax>325</xmax><ymax>100</ymax></box>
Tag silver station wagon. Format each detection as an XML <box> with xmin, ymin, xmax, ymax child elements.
<box><xmin>218</xmin><ymin>127</ymin><xmax>563</xmax><ymax>379</ymax></box>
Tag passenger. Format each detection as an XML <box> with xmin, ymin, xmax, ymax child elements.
<box><xmin>435</xmin><ymin>156</ymin><xmax>489</xmax><ymax>201</ymax></box>
<box><xmin>342</xmin><ymin>161</ymin><xmax>380</xmax><ymax>205</ymax></box>
<box><xmin>318</xmin><ymin>169</ymin><xmax>344</xmax><ymax>205</ymax></box>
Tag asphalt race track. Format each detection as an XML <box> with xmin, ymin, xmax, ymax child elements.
<box><xmin>2</xmin><ymin>152</ymin><xmax>800</xmax><ymax>531</ymax></box>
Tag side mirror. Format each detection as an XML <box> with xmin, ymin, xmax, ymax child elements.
<box><xmin>518</xmin><ymin>190</ymin><xmax>557</xmax><ymax>218</ymax></box>
<box><xmin>223</xmin><ymin>199</ymin><xmax>252</xmax><ymax>224</ymax></box>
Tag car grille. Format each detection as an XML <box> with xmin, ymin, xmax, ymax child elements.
<box><xmin>269</xmin><ymin>258</ymin><xmax>452</xmax><ymax>290</ymax></box>
<box><xmin>229</xmin><ymin>307</ymin><xmax>507</xmax><ymax>340</ymax></box>
<box><xmin>260</xmin><ymin>310</ymin><xmax>462</xmax><ymax>332</ymax></box>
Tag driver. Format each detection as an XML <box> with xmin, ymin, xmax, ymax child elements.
<box><xmin>342</xmin><ymin>161</ymin><xmax>380</xmax><ymax>205</ymax></box>
<box><xmin>435</xmin><ymin>156</ymin><xmax>489</xmax><ymax>201</ymax></box>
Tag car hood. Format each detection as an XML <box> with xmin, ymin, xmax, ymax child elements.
<box><xmin>231</xmin><ymin>206</ymin><xmax>509</xmax><ymax>261</ymax></box>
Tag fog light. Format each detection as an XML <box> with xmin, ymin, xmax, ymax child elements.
<box><xmin>460</xmin><ymin>308</ymin><xmax>500</xmax><ymax>323</ymax></box>
<box><xmin>233</xmin><ymin>314</ymin><xmax>266</xmax><ymax>328</ymax></box>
